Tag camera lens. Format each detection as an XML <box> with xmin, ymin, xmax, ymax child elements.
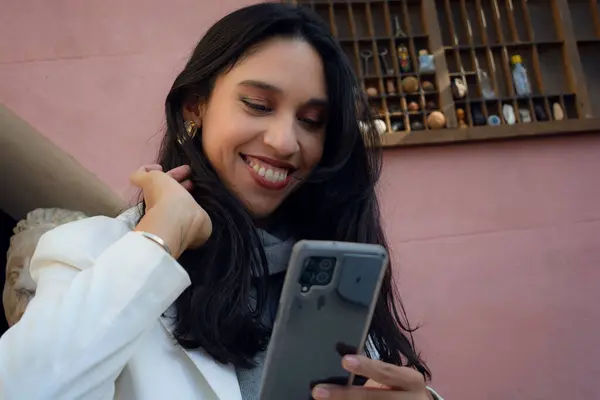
<box><xmin>315</xmin><ymin>271</ymin><xmax>330</xmax><ymax>284</ymax></box>
<box><xmin>319</xmin><ymin>258</ymin><xmax>334</xmax><ymax>270</ymax></box>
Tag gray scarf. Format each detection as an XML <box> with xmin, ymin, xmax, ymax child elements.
<box><xmin>236</xmin><ymin>229</ymin><xmax>296</xmax><ymax>400</ymax></box>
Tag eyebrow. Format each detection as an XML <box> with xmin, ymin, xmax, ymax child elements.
<box><xmin>238</xmin><ymin>80</ymin><xmax>328</xmax><ymax>107</ymax></box>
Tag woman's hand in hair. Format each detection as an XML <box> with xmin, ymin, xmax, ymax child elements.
<box><xmin>312</xmin><ymin>355</ymin><xmax>433</xmax><ymax>400</ymax></box>
<box><xmin>131</xmin><ymin>164</ymin><xmax>212</xmax><ymax>259</ymax></box>
<box><xmin>138</xmin><ymin>164</ymin><xmax>194</xmax><ymax>191</ymax></box>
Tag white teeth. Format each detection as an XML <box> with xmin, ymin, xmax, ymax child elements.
<box><xmin>245</xmin><ymin>157</ymin><xmax>290</xmax><ymax>183</ymax></box>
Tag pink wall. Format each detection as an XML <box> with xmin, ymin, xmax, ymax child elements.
<box><xmin>1</xmin><ymin>1</ymin><xmax>599</xmax><ymax>398</ymax></box>
<box><xmin>380</xmin><ymin>136</ymin><xmax>600</xmax><ymax>398</ymax></box>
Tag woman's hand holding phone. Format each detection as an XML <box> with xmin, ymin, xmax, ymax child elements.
<box><xmin>312</xmin><ymin>355</ymin><xmax>432</xmax><ymax>400</ymax></box>
<box><xmin>130</xmin><ymin>164</ymin><xmax>212</xmax><ymax>259</ymax></box>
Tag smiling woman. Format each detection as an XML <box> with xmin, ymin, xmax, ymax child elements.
<box><xmin>0</xmin><ymin>3</ymin><xmax>440</xmax><ymax>400</ymax></box>
<box><xmin>185</xmin><ymin>39</ymin><xmax>328</xmax><ymax>217</ymax></box>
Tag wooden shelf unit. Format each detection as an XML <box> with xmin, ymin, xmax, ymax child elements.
<box><xmin>289</xmin><ymin>0</ymin><xmax>600</xmax><ymax>147</ymax></box>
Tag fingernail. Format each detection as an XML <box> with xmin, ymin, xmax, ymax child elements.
<box><xmin>312</xmin><ymin>387</ymin><xmax>330</xmax><ymax>399</ymax></box>
<box><xmin>343</xmin><ymin>355</ymin><xmax>360</xmax><ymax>368</ymax></box>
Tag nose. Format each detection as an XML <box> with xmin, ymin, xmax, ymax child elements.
<box><xmin>263</xmin><ymin>115</ymin><xmax>300</xmax><ymax>158</ymax></box>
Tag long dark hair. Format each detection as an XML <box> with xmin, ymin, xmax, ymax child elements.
<box><xmin>141</xmin><ymin>3</ymin><xmax>430</xmax><ymax>379</ymax></box>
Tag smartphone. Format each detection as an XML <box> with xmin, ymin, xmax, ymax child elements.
<box><xmin>258</xmin><ymin>240</ymin><xmax>389</xmax><ymax>400</ymax></box>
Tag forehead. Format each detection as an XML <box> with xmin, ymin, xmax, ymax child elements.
<box><xmin>219</xmin><ymin>38</ymin><xmax>327</xmax><ymax>99</ymax></box>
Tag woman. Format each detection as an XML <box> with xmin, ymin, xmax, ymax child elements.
<box><xmin>0</xmin><ymin>3</ymin><xmax>442</xmax><ymax>400</ymax></box>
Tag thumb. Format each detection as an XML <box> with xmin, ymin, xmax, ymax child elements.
<box><xmin>130</xmin><ymin>169</ymin><xmax>150</xmax><ymax>188</ymax></box>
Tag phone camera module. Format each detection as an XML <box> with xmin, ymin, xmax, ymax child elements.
<box><xmin>315</xmin><ymin>271</ymin><xmax>330</xmax><ymax>284</ymax></box>
<box><xmin>319</xmin><ymin>259</ymin><xmax>333</xmax><ymax>270</ymax></box>
<box><xmin>299</xmin><ymin>256</ymin><xmax>336</xmax><ymax>288</ymax></box>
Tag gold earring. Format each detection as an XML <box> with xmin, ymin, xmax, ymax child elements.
<box><xmin>184</xmin><ymin>120</ymin><xmax>198</xmax><ymax>138</ymax></box>
<box><xmin>178</xmin><ymin>120</ymin><xmax>200</xmax><ymax>145</ymax></box>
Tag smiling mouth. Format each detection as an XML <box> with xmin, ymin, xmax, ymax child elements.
<box><xmin>240</xmin><ymin>154</ymin><xmax>296</xmax><ymax>184</ymax></box>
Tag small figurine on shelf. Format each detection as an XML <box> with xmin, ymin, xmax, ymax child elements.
<box><xmin>408</xmin><ymin>101</ymin><xmax>420</xmax><ymax>112</ymax></box>
<box><xmin>410</xmin><ymin>120</ymin><xmax>425</xmax><ymax>131</ymax></box>
<box><xmin>421</xmin><ymin>80</ymin><xmax>435</xmax><ymax>92</ymax></box>
<box><xmin>487</xmin><ymin>115</ymin><xmax>501</xmax><ymax>125</ymax></box>
<box><xmin>534</xmin><ymin>104</ymin><xmax>548</xmax><ymax>121</ymax></box>
<box><xmin>386</xmin><ymin>80</ymin><xmax>396</xmax><ymax>95</ymax></box>
<box><xmin>379</xmin><ymin>49</ymin><xmax>393</xmax><ymax>75</ymax></box>
<box><xmin>401</xmin><ymin>76</ymin><xmax>419</xmax><ymax>94</ymax></box>
<box><xmin>427</xmin><ymin>111</ymin><xmax>446</xmax><ymax>129</ymax></box>
<box><xmin>456</xmin><ymin>108</ymin><xmax>468</xmax><ymax>128</ymax></box>
<box><xmin>553</xmin><ymin>103</ymin><xmax>565</xmax><ymax>120</ymax></box>
<box><xmin>502</xmin><ymin>104</ymin><xmax>516</xmax><ymax>125</ymax></box>
<box><xmin>391</xmin><ymin>120</ymin><xmax>405</xmax><ymax>131</ymax></box>
<box><xmin>397</xmin><ymin>45</ymin><xmax>411</xmax><ymax>73</ymax></box>
<box><xmin>511</xmin><ymin>55</ymin><xmax>531</xmax><ymax>96</ymax></box>
<box><xmin>471</xmin><ymin>105</ymin><xmax>486</xmax><ymax>126</ymax></box>
<box><xmin>452</xmin><ymin>78</ymin><xmax>467</xmax><ymax>99</ymax></box>
<box><xmin>519</xmin><ymin>108</ymin><xmax>532</xmax><ymax>123</ymax></box>
<box><xmin>393</xmin><ymin>15</ymin><xmax>407</xmax><ymax>38</ymax></box>
<box><xmin>418</xmin><ymin>49</ymin><xmax>435</xmax><ymax>74</ymax></box>
<box><xmin>366</xmin><ymin>87</ymin><xmax>379</xmax><ymax>97</ymax></box>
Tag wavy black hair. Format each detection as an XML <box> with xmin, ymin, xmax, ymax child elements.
<box><xmin>139</xmin><ymin>2</ymin><xmax>430</xmax><ymax>379</ymax></box>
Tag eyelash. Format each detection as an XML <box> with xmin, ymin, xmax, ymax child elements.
<box><xmin>240</xmin><ymin>97</ymin><xmax>325</xmax><ymax>129</ymax></box>
<box><xmin>241</xmin><ymin>97</ymin><xmax>271</xmax><ymax>113</ymax></box>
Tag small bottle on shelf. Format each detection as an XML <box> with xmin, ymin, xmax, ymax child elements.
<box><xmin>477</xmin><ymin>69</ymin><xmax>495</xmax><ymax>99</ymax></box>
<box><xmin>418</xmin><ymin>50</ymin><xmax>435</xmax><ymax>74</ymax></box>
<box><xmin>511</xmin><ymin>55</ymin><xmax>531</xmax><ymax>96</ymax></box>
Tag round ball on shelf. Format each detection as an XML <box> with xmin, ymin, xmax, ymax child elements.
<box><xmin>366</xmin><ymin>87</ymin><xmax>379</xmax><ymax>97</ymax></box>
<box><xmin>422</xmin><ymin>80</ymin><xmax>435</xmax><ymax>92</ymax></box>
<box><xmin>358</xmin><ymin>119</ymin><xmax>387</xmax><ymax>135</ymax></box>
<box><xmin>408</xmin><ymin>101</ymin><xmax>420</xmax><ymax>112</ymax></box>
<box><xmin>374</xmin><ymin>119</ymin><xmax>387</xmax><ymax>134</ymax></box>
<box><xmin>427</xmin><ymin>111</ymin><xmax>446</xmax><ymax>129</ymax></box>
<box><xmin>401</xmin><ymin>76</ymin><xmax>420</xmax><ymax>94</ymax></box>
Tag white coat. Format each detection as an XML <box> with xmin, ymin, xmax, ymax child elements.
<box><xmin>0</xmin><ymin>210</ymin><xmax>443</xmax><ymax>400</ymax></box>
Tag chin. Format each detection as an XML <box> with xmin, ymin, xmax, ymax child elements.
<box><xmin>245</xmin><ymin>199</ymin><xmax>284</xmax><ymax>220</ymax></box>
<box><xmin>248</xmin><ymin>205</ymin><xmax>279</xmax><ymax>219</ymax></box>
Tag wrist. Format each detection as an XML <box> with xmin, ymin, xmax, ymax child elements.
<box><xmin>135</xmin><ymin>205</ymin><xmax>189</xmax><ymax>258</ymax></box>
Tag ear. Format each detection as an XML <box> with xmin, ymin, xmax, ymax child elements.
<box><xmin>182</xmin><ymin>101</ymin><xmax>206</xmax><ymax>125</ymax></box>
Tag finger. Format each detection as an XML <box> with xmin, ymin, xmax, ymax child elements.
<box><xmin>364</xmin><ymin>379</ymin><xmax>386</xmax><ymax>389</ymax></box>
<box><xmin>139</xmin><ymin>164</ymin><xmax>163</xmax><ymax>173</ymax></box>
<box><xmin>166</xmin><ymin>165</ymin><xmax>192</xmax><ymax>182</ymax></box>
<box><xmin>180</xmin><ymin>179</ymin><xmax>194</xmax><ymax>192</ymax></box>
<box><xmin>342</xmin><ymin>355</ymin><xmax>425</xmax><ymax>391</ymax></box>
<box><xmin>312</xmin><ymin>384</ymin><xmax>407</xmax><ymax>400</ymax></box>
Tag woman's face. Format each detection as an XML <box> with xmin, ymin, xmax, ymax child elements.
<box><xmin>189</xmin><ymin>38</ymin><xmax>328</xmax><ymax>218</ymax></box>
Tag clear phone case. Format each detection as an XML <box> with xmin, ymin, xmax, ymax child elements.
<box><xmin>259</xmin><ymin>240</ymin><xmax>388</xmax><ymax>400</ymax></box>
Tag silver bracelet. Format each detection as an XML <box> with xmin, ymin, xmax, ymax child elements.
<box><xmin>136</xmin><ymin>231</ymin><xmax>172</xmax><ymax>256</ymax></box>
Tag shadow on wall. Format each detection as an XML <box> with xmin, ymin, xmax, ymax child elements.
<box><xmin>0</xmin><ymin>103</ymin><xmax>125</xmax><ymax>220</ymax></box>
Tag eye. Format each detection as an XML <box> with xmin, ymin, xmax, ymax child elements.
<box><xmin>241</xmin><ymin>97</ymin><xmax>272</xmax><ymax>114</ymax></box>
<box><xmin>299</xmin><ymin>117</ymin><xmax>325</xmax><ymax>130</ymax></box>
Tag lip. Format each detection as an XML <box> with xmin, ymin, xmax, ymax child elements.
<box><xmin>240</xmin><ymin>154</ymin><xmax>294</xmax><ymax>191</ymax></box>
<box><xmin>243</xmin><ymin>154</ymin><xmax>297</xmax><ymax>171</ymax></box>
